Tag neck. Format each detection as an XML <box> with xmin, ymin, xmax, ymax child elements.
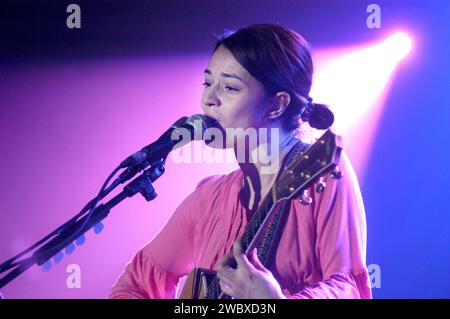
<box><xmin>234</xmin><ymin>127</ymin><xmax>298</xmax><ymax>211</ymax></box>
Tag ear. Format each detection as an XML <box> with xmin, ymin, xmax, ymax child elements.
<box><xmin>266</xmin><ymin>91</ymin><xmax>291</xmax><ymax>120</ymax></box>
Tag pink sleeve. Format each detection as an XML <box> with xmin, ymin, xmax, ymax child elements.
<box><xmin>109</xmin><ymin>176</ymin><xmax>219</xmax><ymax>299</ymax></box>
<box><xmin>287</xmin><ymin>152</ymin><xmax>372</xmax><ymax>299</ymax></box>
<box><xmin>108</xmin><ymin>249</ymin><xmax>181</xmax><ymax>299</ymax></box>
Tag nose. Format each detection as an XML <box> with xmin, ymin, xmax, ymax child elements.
<box><xmin>203</xmin><ymin>87</ymin><xmax>221</xmax><ymax>108</ymax></box>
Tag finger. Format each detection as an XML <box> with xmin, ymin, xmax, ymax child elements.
<box><xmin>218</xmin><ymin>279</ymin><xmax>236</xmax><ymax>298</ymax></box>
<box><xmin>216</xmin><ymin>264</ymin><xmax>235</xmax><ymax>283</ymax></box>
<box><xmin>218</xmin><ymin>253</ymin><xmax>236</xmax><ymax>269</ymax></box>
<box><xmin>217</xmin><ymin>272</ymin><xmax>236</xmax><ymax>291</ymax></box>
<box><xmin>248</xmin><ymin>248</ymin><xmax>268</xmax><ymax>272</ymax></box>
<box><xmin>232</xmin><ymin>239</ymin><xmax>253</xmax><ymax>272</ymax></box>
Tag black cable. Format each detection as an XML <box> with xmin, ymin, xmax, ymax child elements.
<box><xmin>0</xmin><ymin>257</ymin><xmax>35</xmax><ymax>289</ymax></box>
<box><xmin>74</xmin><ymin>165</ymin><xmax>121</xmax><ymax>240</ymax></box>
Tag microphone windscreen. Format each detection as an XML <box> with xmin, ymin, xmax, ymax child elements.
<box><xmin>186</xmin><ymin>114</ymin><xmax>219</xmax><ymax>140</ymax></box>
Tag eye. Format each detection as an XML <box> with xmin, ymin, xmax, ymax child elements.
<box><xmin>202</xmin><ymin>81</ymin><xmax>211</xmax><ymax>87</ymax></box>
<box><xmin>224</xmin><ymin>85</ymin><xmax>239</xmax><ymax>92</ymax></box>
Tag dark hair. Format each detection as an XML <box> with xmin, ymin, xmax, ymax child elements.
<box><xmin>213</xmin><ymin>23</ymin><xmax>334</xmax><ymax>131</ymax></box>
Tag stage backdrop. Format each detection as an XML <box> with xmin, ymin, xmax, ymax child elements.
<box><xmin>0</xmin><ymin>0</ymin><xmax>449</xmax><ymax>298</ymax></box>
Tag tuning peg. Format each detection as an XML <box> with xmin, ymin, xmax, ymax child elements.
<box><xmin>93</xmin><ymin>222</ymin><xmax>104</xmax><ymax>234</ymax></box>
<box><xmin>298</xmin><ymin>189</ymin><xmax>313</xmax><ymax>205</ymax></box>
<box><xmin>315</xmin><ymin>177</ymin><xmax>326</xmax><ymax>193</ymax></box>
<box><xmin>331</xmin><ymin>166</ymin><xmax>344</xmax><ymax>179</ymax></box>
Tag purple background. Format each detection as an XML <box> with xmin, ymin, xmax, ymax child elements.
<box><xmin>0</xmin><ymin>0</ymin><xmax>449</xmax><ymax>298</ymax></box>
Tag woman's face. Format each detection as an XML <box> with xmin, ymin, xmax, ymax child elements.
<box><xmin>201</xmin><ymin>45</ymin><xmax>269</xmax><ymax>142</ymax></box>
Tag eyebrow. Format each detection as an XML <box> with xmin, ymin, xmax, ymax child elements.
<box><xmin>204</xmin><ymin>69</ymin><xmax>245</xmax><ymax>83</ymax></box>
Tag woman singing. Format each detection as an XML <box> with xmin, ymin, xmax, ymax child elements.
<box><xmin>110</xmin><ymin>23</ymin><xmax>371</xmax><ymax>299</ymax></box>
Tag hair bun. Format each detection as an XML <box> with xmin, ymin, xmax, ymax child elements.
<box><xmin>308</xmin><ymin>103</ymin><xmax>334</xmax><ymax>130</ymax></box>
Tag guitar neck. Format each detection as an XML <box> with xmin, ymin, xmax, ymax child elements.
<box><xmin>240</xmin><ymin>193</ymin><xmax>276</xmax><ymax>254</ymax></box>
<box><xmin>204</xmin><ymin>194</ymin><xmax>277</xmax><ymax>299</ymax></box>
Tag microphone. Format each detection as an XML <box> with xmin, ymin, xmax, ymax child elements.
<box><xmin>120</xmin><ymin>114</ymin><xmax>217</xmax><ymax>168</ymax></box>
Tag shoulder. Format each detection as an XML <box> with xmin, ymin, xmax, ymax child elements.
<box><xmin>165</xmin><ymin>169</ymin><xmax>243</xmax><ymax>224</ymax></box>
<box><xmin>334</xmin><ymin>150</ymin><xmax>361</xmax><ymax>191</ymax></box>
<box><xmin>316</xmin><ymin>149</ymin><xmax>362</xmax><ymax>195</ymax></box>
<box><xmin>313</xmin><ymin>150</ymin><xmax>365</xmax><ymax>216</ymax></box>
<box><xmin>195</xmin><ymin>169</ymin><xmax>243</xmax><ymax>192</ymax></box>
<box><xmin>302</xmin><ymin>149</ymin><xmax>363</xmax><ymax>213</ymax></box>
<box><xmin>177</xmin><ymin>169</ymin><xmax>242</xmax><ymax>221</ymax></box>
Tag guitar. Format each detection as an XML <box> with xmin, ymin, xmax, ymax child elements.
<box><xmin>179</xmin><ymin>129</ymin><xmax>342</xmax><ymax>299</ymax></box>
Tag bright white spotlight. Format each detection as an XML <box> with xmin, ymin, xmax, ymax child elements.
<box><xmin>384</xmin><ymin>32</ymin><xmax>412</xmax><ymax>61</ymax></box>
<box><xmin>311</xmin><ymin>32</ymin><xmax>413</xmax><ymax>176</ymax></box>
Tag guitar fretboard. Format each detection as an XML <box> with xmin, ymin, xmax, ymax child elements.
<box><xmin>204</xmin><ymin>194</ymin><xmax>276</xmax><ymax>299</ymax></box>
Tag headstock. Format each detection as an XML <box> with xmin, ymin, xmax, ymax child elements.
<box><xmin>275</xmin><ymin>130</ymin><xmax>343</xmax><ymax>203</ymax></box>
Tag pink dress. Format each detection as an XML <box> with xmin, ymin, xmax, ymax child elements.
<box><xmin>109</xmin><ymin>151</ymin><xmax>372</xmax><ymax>299</ymax></box>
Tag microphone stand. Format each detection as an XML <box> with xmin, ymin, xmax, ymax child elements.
<box><xmin>0</xmin><ymin>158</ymin><xmax>166</xmax><ymax>292</ymax></box>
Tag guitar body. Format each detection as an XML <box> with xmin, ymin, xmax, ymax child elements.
<box><xmin>179</xmin><ymin>268</ymin><xmax>218</xmax><ymax>299</ymax></box>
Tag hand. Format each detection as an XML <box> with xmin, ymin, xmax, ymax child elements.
<box><xmin>216</xmin><ymin>239</ymin><xmax>286</xmax><ymax>299</ymax></box>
